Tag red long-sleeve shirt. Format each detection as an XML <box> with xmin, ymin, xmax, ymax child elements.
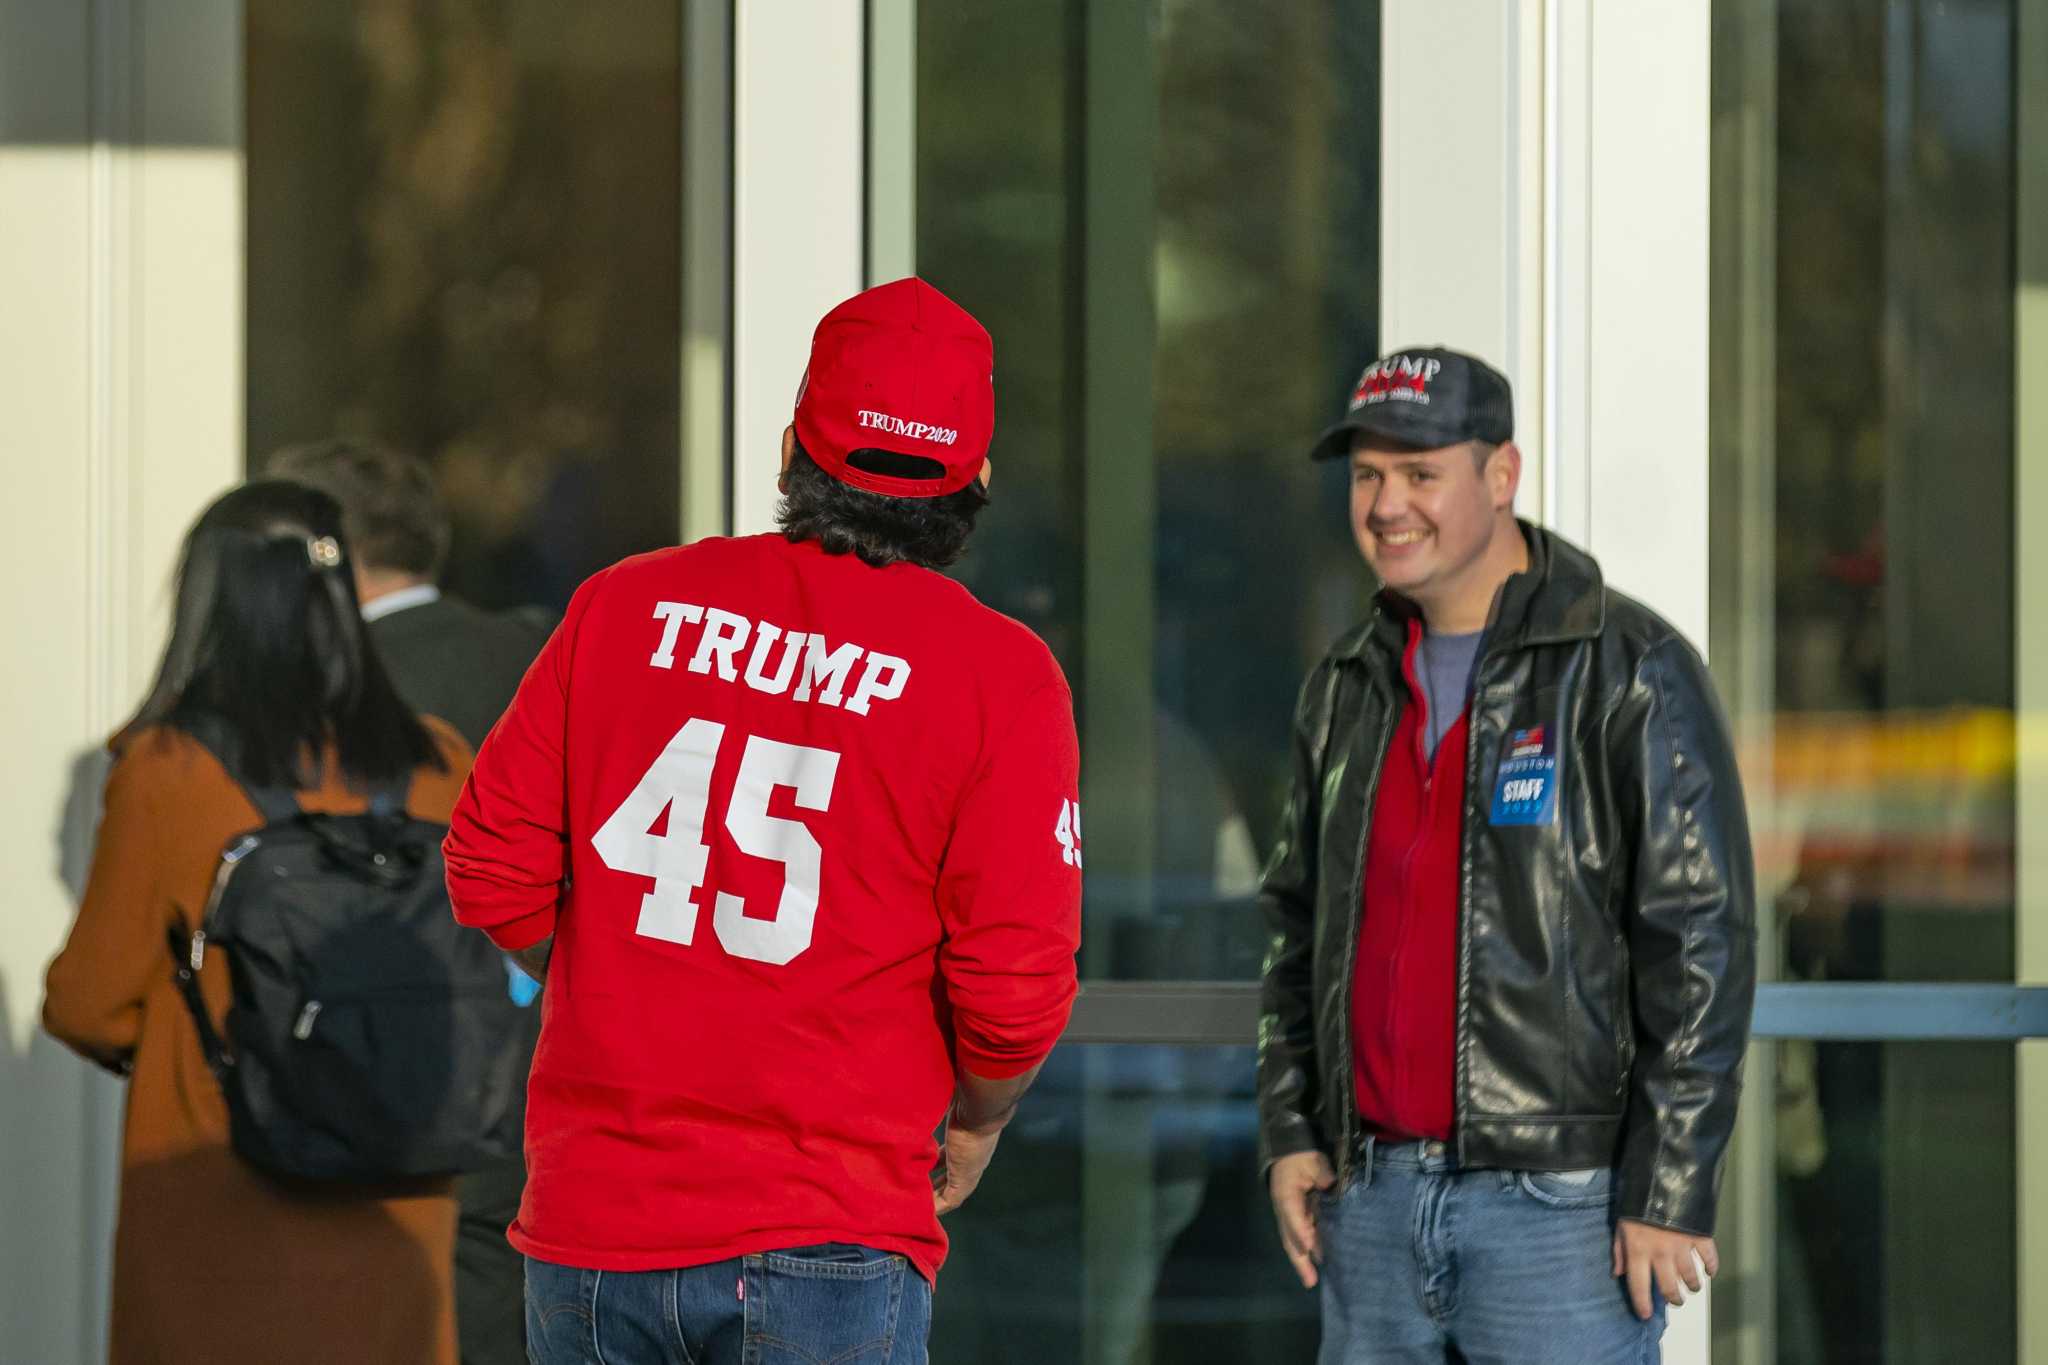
<box><xmin>444</xmin><ymin>534</ymin><xmax>1081</xmax><ymax>1280</ymax></box>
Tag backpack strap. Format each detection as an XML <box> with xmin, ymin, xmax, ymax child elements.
<box><xmin>179</xmin><ymin>714</ymin><xmax>416</xmax><ymax>823</ymax></box>
<box><xmin>166</xmin><ymin>924</ymin><xmax>234</xmax><ymax>1080</ymax></box>
<box><xmin>238</xmin><ymin>782</ymin><xmax>303</xmax><ymax>826</ymax></box>
<box><xmin>366</xmin><ymin>776</ymin><xmax>410</xmax><ymax>821</ymax></box>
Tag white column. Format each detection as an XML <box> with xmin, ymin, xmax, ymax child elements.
<box><xmin>1384</xmin><ymin>3</ymin><xmax>1716</xmax><ymax>1359</ymax></box>
<box><xmin>0</xmin><ymin>12</ymin><xmax>107</xmax><ymax>1352</ymax></box>
<box><xmin>1380</xmin><ymin>0</ymin><xmax>1546</xmax><ymax>520</ymax></box>
<box><xmin>866</xmin><ymin>0</ymin><xmax>917</xmax><ymax>286</ymax></box>
<box><xmin>1384</xmin><ymin>0</ymin><xmax>1689</xmax><ymax>581</ymax></box>
<box><xmin>681</xmin><ymin>0</ymin><xmax>734</xmax><ymax>545</ymax></box>
<box><xmin>1555</xmin><ymin>5</ymin><xmax>1717</xmax><ymax>1361</ymax></box>
<box><xmin>1573</xmin><ymin>2</ymin><xmax>1713</xmax><ymax>632</ymax></box>
<box><xmin>729</xmin><ymin>0</ymin><xmax>865</xmax><ymax>536</ymax></box>
<box><xmin>2015</xmin><ymin>5</ymin><xmax>2048</xmax><ymax>1362</ymax></box>
<box><xmin>0</xmin><ymin>1</ymin><xmax>243</xmax><ymax>1359</ymax></box>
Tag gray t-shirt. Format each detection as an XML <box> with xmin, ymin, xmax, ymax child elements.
<box><xmin>1419</xmin><ymin>628</ymin><xmax>1484</xmax><ymax>761</ymax></box>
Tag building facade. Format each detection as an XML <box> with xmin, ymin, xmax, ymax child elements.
<box><xmin>3</xmin><ymin>2</ymin><xmax>2043</xmax><ymax>1362</ymax></box>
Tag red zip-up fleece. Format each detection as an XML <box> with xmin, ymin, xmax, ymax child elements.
<box><xmin>1351</xmin><ymin>618</ymin><xmax>1466</xmax><ymax>1142</ymax></box>
<box><xmin>443</xmin><ymin>534</ymin><xmax>1082</xmax><ymax>1282</ymax></box>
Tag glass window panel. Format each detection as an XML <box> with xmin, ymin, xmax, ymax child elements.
<box><xmin>246</xmin><ymin>1</ymin><xmax>684</xmax><ymax>610</ymax></box>
<box><xmin>1711</xmin><ymin>0</ymin><xmax>2028</xmax><ymax>1359</ymax></box>
<box><xmin>1711</xmin><ymin>0</ymin><xmax>2017</xmax><ymax>985</ymax></box>
<box><xmin>916</xmin><ymin>0</ymin><xmax>1381</xmax><ymax>982</ymax></box>
<box><xmin>933</xmin><ymin>1045</ymin><xmax>1316</xmax><ymax>1363</ymax></box>
<box><xmin>1712</xmin><ymin>1040</ymin><xmax>2015</xmax><ymax>1364</ymax></box>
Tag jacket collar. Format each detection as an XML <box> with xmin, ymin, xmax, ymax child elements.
<box><xmin>1333</xmin><ymin>521</ymin><xmax>1606</xmax><ymax>665</ymax></box>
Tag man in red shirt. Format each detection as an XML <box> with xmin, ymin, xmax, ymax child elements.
<box><xmin>444</xmin><ymin>278</ymin><xmax>1081</xmax><ymax>1365</ymax></box>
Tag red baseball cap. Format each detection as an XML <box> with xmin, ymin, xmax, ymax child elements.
<box><xmin>793</xmin><ymin>277</ymin><xmax>995</xmax><ymax>498</ymax></box>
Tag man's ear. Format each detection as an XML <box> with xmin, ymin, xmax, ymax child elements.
<box><xmin>1491</xmin><ymin>440</ymin><xmax>1523</xmax><ymax>510</ymax></box>
<box><xmin>779</xmin><ymin>425</ymin><xmax>797</xmax><ymax>494</ymax></box>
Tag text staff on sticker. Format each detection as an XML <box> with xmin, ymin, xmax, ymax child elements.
<box><xmin>1490</xmin><ymin>726</ymin><xmax>1560</xmax><ymax>827</ymax></box>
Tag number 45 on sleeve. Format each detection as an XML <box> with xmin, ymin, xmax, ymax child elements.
<box><xmin>591</xmin><ymin>718</ymin><xmax>842</xmax><ymax>966</ymax></box>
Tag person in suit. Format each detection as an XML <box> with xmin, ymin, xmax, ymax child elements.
<box><xmin>268</xmin><ymin>438</ymin><xmax>550</xmax><ymax>1365</ymax></box>
<box><xmin>268</xmin><ymin>439</ymin><xmax>551</xmax><ymax>751</ymax></box>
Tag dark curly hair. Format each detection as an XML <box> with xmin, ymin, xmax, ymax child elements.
<box><xmin>776</xmin><ymin>442</ymin><xmax>990</xmax><ymax>569</ymax></box>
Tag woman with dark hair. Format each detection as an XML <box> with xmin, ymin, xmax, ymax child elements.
<box><xmin>43</xmin><ymin>480</ymin><xmax>473</xmax><ymax>1365</ymax></box>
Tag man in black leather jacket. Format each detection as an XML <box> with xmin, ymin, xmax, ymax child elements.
<box><xmin>1259</xmin><ymin>348</ymin><xmax>1756</xmax><ymax>1362</ymax></box>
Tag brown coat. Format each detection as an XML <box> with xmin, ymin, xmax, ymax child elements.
<box><xmin>44</xmin><ymin>722</ymin><xmax>474</xmax><ymax>1365</ymax></box>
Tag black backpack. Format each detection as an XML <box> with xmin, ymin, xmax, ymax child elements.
<box><xmin>167</xmin><ymin>747</ymin><xmax>524</xmax><ymax>1183</ymax></box>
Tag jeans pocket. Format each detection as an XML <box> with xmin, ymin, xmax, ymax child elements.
<box><xmin>747</xmin><ymin>1245</ymin><xmax>911</xmax><ymax>1363</ymax></box>
<box><xmin>1515</xmin><ymin>1167</ymin><xmax>1614</xmax><ymax>1210</ymax></box>
<box><xmin>523</xmin><ymin>1259</ymin><xmax>598</xmax><ymax>1365</ymax></box>
<box><xmin>759</xmin><ymin>1243</ymin><xmax>904</xmax><ymax>1278</ymax></box>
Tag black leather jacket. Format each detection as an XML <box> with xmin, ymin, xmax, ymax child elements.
<box><xmin>1257</xmin><ymin>525</ymin><xmax>1756</xmax><ymax>1235</ymax></box>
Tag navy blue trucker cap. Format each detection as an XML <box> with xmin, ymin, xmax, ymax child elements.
<box><xmin>1308</xmin><ymin>346</ymin><xmax>1514</xmax><ymax>460</ymax></box>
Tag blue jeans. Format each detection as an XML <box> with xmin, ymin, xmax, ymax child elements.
<box><xmin>1318</xmin><ymin>1139</ymin><xmax>1665</xmax><ymax>1364</ymax></box>
<box><xmin>525</xmin><ymin>1244</ymin><xmax>931</xmax><ymax>1365</ymax></box>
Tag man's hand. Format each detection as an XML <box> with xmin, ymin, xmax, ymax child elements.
<box><xmin>1613</xmin><ymin>1218</ymin><xmax>1718</xmax><ymax>1320</ymax></box>
<box><xmin>932</xmin><ymin>1061</ymin><xmax>1044</xmax><ymax>1217</ymax></box>
<box><xmin>1268</xmin><ymin>1150</ymin><xmax>1337</xmax><ymax>1289</ymax></box>
<box><xmin>932</xmin><ymin>1116</ymin><xmax>1003</xmax><ymax>1216</ymax></box>
<box><xmin>509</xmin><ymin>937</ymin><xmax>553</xmax><ymax>985</ymax></box>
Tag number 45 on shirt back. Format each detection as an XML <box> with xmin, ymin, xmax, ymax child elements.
<box><xmin>591</xmin><ymin>717</ymin><xmax>840</xmax><ymax>967</ymax></box>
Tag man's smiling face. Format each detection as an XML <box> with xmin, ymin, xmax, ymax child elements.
<box><xmin>1349</xmin><ymin>438</ymin><xmax>1511</xmax><ymax>607</ymax></box>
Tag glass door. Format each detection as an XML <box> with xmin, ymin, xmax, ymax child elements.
<box><xmin>245</xmin><ymin>0</ymin><xmax>695</xmax><ymax>601</ymax></box>
<box><xmin>891</xmin><ymin>1</ymin><xmax>1382</xmax><ymax>1359</ymax></box>
<box><xmin>1709</xmin><ymin>1</ymin><xmax>2048</xmax><ymax>1360</ymax></box>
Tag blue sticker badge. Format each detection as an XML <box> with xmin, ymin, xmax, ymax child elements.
<box><xmin>1490</xmin><ymin>725</ymin><xmax>1559</xmax><ymax>826</ymax></box>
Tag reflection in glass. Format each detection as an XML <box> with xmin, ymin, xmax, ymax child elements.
<box><xmin>246</xmin><ymin>1</ymin><xmax>684</xmax><ymax>610</ymax></box>
<box><xmin>916</xmin><ymin>8</ymin><xmax>1378</xmax><ymax>1358</ymax></box>
<box><xmin>1710</xmin><ymin>1</ymin><xmax>2022</xmax><ymax>1361</ymax></box>
<box><xmin>1726</xmin><ymin>1041</ymin><xmax>2014</xmax><ymax>1364</ymax></box>
<box><xmin>918</xmin><ymin>0</ymin><xmax>1381</xmax><ymax>982</ymax></box>
<box><xmin>933</xmin><ymin>1046</ymin><xmax>1317</xmax><ymax>1363</ymax></box>
<box><xmin>1712</xmin><ymin>0</ymin><xmax>2016</xmax><ymax>985</ymax></box>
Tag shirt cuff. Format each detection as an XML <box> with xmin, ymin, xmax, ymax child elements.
<box><xmin>480</xmin><ymin>907</ymin><xmax>557</xmax><ymax>953</ymax></box>
<box><xmin>953</xmin><ymin>1036</ymin><xmax>1057</xmax><ymax>1081</ymax></box>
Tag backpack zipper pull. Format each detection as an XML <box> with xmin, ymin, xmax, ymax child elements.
<box><xmin>192</xmin><ymin>835</ymin><xmax>261</xmax><ymax>972</ymax></box>
<box><xmin>293</xmin><ymin>1001</ymin><xmax>323</xmax><ymax>1040</ymax></box>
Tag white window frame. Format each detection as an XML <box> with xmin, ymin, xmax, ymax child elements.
<box><xmin>729</xmin><ymin>0</ymin><xmax>865</xmax><ymax>536</ymax></box>
<box><xmin>0</xmin><ymin>4</ymin><xmax>244</xmax><ymax>1360</ymax></box>
<box><xmin>1382</xmin><ymin>3</ymin><xmax>1713</xmax><ymax>1359</ymax></box>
